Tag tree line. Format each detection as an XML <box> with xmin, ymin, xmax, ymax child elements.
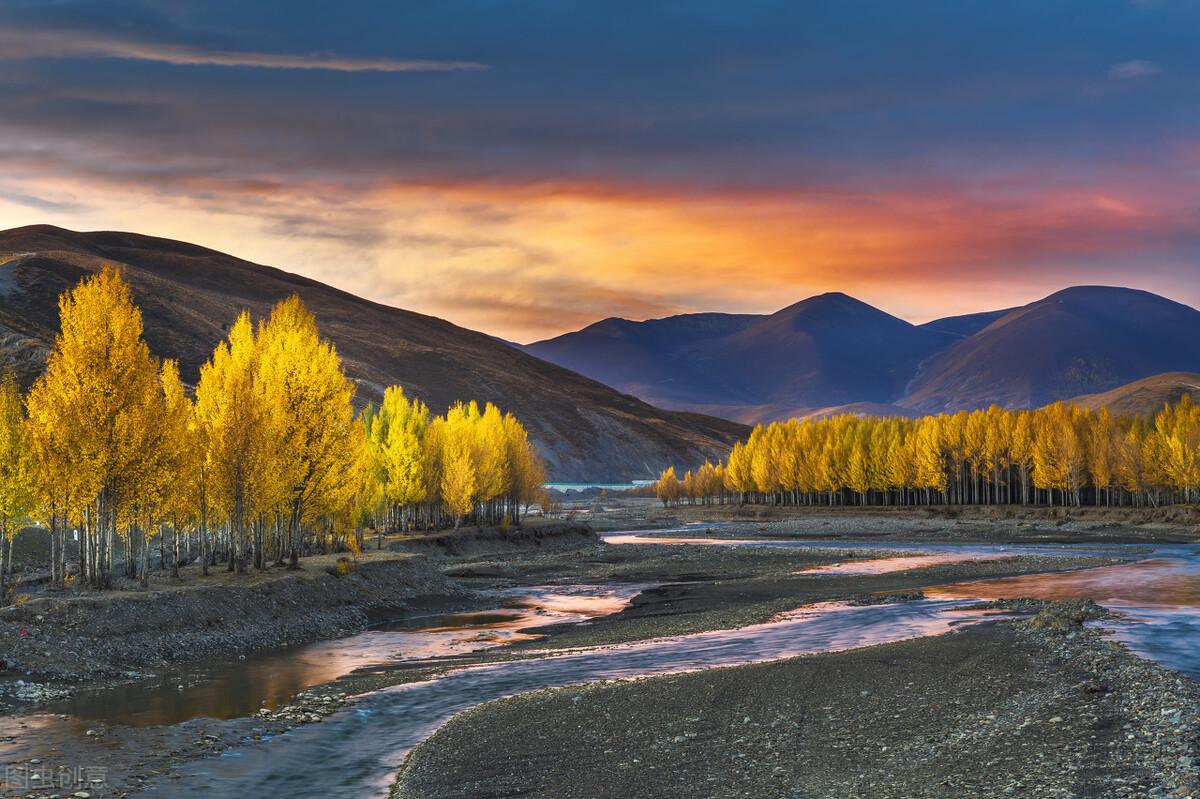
<box><xmin>0</xmin><ymin>266</ymin><xmax>543</xmax><ymax>596</ymax></box>
<box><xmin>656</xmin><ymin>400</ymin><xmax>1200</xmax><ymax>509</ymax></box>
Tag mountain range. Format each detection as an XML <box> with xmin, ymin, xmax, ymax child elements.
<box><xmin>0</xmin><ymin>225</ymin><xmax>746</xmax><ymax>482</ymax></box>
<box><xmin>525</xmin><ymin>286</ymin><xmax>1200</xmax><ymax>423</ymax></box>
<box><xmin>3</xmin><ymin>225</ymin><xmax>1196</xmax><ymax>482</ymax></box>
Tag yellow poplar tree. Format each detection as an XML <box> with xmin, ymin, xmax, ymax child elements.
<box><xmin>655</xmin><ymin>465</ymin><xmax>680</xmax><ymax>507</ymax></box>
<box><xmin>256</xmin><ymin>295</ymin><xmax>359</xmax><ymax>566</ymax></box>
<box><xmin>0</xmin><ymin>375</ymin><xmax>32</xmax><ymax>600</ymax></box>
<box><xmin>25</xmin><ymin>265</ymin><xmax>165</xmax><ymax>588</ymax></box>
<box><xmin>503</xmin><ymin>411</ymin><xmax>544</xmax><ymax>522</ymax></box>
<box><xmin>195</xmin><ymin>312</ymin><xmax>279</xmax><ymax>573</ymax></box>
<box><xmin>437</xmin><ymin>407</ymin><xmax>477</xmax><ymax>527</ymax></box>
<box><xmin>365</xmin><ymin>385</ymin><xmax>430</xmax><ymax>533</ymax></box>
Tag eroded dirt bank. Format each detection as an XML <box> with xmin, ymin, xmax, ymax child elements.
<box><xmin>0</xmin><ymin>523</ymin><xmax>595</xmax><ymax>695</ymax></box>
<box><xmin>0</xmin><ymin>555</ymin><xmax>459</xmax><ymax>684</ymax></box>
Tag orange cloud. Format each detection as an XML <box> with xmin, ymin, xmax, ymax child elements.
<box><xmin>3</xmin><ymin>165</ymin><xmax>1198</xmax><ymax>341</ymax></box>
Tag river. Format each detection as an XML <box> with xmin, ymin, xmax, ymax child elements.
<box><xmin>2</xmin><ymin>529</ymin><xmax>1197</xmax><ymax>798</ymax></box>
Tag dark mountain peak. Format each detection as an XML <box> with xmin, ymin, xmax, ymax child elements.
<box><xmin>577</xmin><ymin>316</ymin><xmax>637</xmax><ymax>337</ymax></box>
<box><xmin>0</xmin><ymin>224</ymin><xmax>220</xmax><ymax>261</ymax></box>
<box><xmin>522</xmin><ymin>310</ymin><xmax>765</xmax><ymax>410</ymax></box>
<box><xmin>1044</xmin><ymin>284</ymin><xmax>1155</xmax><ymax>301</ymax></box>
<box><xmin>1035</xmin><ymin>285</ymin><xmax>1196</xmax><ymax>315</ymax></box>
<box><xmin>776</xmin><ymin>290</ymin><xmax>876</xmax><ymax>315</ymax></box>
<box><xmin>757</xmin><ymin>291</ymin><xmax>918</xmax><ymax>339</ymax></box>
<box><xmin>902</xmin><ymin>285</ymin><xmax>1200</xmax><ymax>412</ymax></box>
<box><xmin>3</xmin><ymin>223</ymin><xmax>73</xmax><ymax>238</ymax></box>
<box><xmin>801</xmin><ymin>290</ymin><xmax>855</xmax><ymax>303</ymax></box>
<box><xmin>980</xmin><ymin>285</ymin><xmax>1197</xmax><ymax>339</ymax></box>
<box><xmin>0</xmin><ymin>224</ymin><xmax>99</xmax><ymax>257</ymax></box>
<box><xmin>532</xmin><ymin>311</ymin><xmax>759</xmax><ymax>349</ymax></box>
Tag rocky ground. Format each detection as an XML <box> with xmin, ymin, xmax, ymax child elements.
<box><xmin>0</xmin><ymin>552</ymin><xmax>463</xmax><ymax>689</ymax></box>
<box><xmin>452</xmin><ymin>548</ymin><xmax>1126</xmax><ymax>650</ymax></box>
<box><xmin>0</xmin><ymin>522</ymin><xmax>594</xmax><ymax>707</ymax></box>
<box><xmin>572</xmin><ymin>493</ymin><xmax>1200</xmax><ymax>544</ymax></box>
<box><xmin>392</xmin><ymin>602</ymin><xmax>1200</xmax><ymax>799</ymax></box>
<box><xmin>1</xmin><ymin>502</ymin><xmax>1194</xmax><ymax>799</ymax></box>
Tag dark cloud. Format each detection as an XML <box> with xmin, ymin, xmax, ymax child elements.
<box><xmin>0</xmin><ymin>188</ymin><xmax>88</xmax><ymax>214</ymax></box>
<box><xmin>5</xmin><ymin>1</ymin><xmax>1200</xmax><ymax>338</ymax></box>
<box><xmin>5</xmin><ymin>0</ymin><xmax>1199</xmax><ymax>191</ymax></box>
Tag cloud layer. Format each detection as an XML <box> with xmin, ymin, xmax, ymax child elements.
<box><xmin>0</xmin><ymin>27</ymin><xmax>486</xmax><ymax>72</ymax></box>
<box><xmin>3</xmin><ymin>0</ymin><xmax>1200</xmax><ymax>340</ymax></box>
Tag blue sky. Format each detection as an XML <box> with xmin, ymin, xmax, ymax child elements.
<box><xmin>2</xmin><ymin>0</ymin><xmax>1199</xmax><ymax>339</ymax></box>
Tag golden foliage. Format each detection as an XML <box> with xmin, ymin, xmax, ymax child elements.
<box><xmin>658</xmin><ymin>397</ymin><xmax>1200</xmax><ymax>508</ymax></box>
<box><xmin>14</xmin><ymin>267</ymin><xmax>546</xmax><ymax>588</ymax></box>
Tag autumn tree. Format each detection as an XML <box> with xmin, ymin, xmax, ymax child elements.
<box><xmin>255</xmin><ymin>296</ymin><xmax>361</xmax><ymax>566</ymax></box>
<box><xmin>654</xmin><ymin>465</ymin><xmax>681</xmax><ymax>507</ymax></box>
<box><xmin>26</xmin><ymin>266</ymin><xmax>169</xmax><ymax>588</ymax></box>
<box><xmin>693</xmin><ymin>396</ymin><xmax>1200</xmax><ymax>510</ymax></box>
<box><xmin>503</xmin><ymin>411</ymin><xmax>544</xmax><ymax>521</ymax></box>
<box><xmin>5</xmin><ymin>269</ymin><xmax>545</xmax><ymax>594</ymax></box>
<box><xmin>364</xmin><ymin>386</ymin><xmax>429</xmax><ymax>534</ymax></box>
<box><xmin>195</xmin><ymin>312</ymin><xmax>279</xmax><ymax>573</ymax></box>
<box><xmin>436</xmin><ymin>404</ymin><xmax>478</xmax><ymax>528</ymax></box>
<box><xmin>0</xmin><ymin>375</ymin><xmax>32</xmax><ymax>601</ymax></box>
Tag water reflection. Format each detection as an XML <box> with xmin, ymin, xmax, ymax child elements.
<box><xmin>927</xmin><ymin>557</ymin><xmax>1200</xmax><ymax>607</ymax></box>
<box><xmin>31</xmin><ymin>584</ymin><xmax>646</xmax><ymax>729</ymax></box>
<box><xmin>926</xmin><ymin>548</ymin><xmax>1200</xmax><ymax>678</ymax></box>
<box><xmin>4</xmin><ymin>531</ymin><xmax>1197</xmax><ymax>799</ymax></box>
<box><xmin>603</xmin><ymin>533</ymin><xmax>765</xmax><ymax>545</ymax></box>
<box><xmin>607</xmin><ymin>531</ymin><xmax>1200</xmax><ymax>679</ymax></box>
<box><xmin>604</xmin><ymin>531</ymin><xmax>1117</xmax><ymax>578</ymax></box>
<box><xmin>158</xmin><ymin>599</ymin><xmax>1004</xmax><ymax>798</ymax></box>
<box><xmin>795</xmin><ymin>552</ymin><xmax>1017</xmax><ymax>576</ymax></box>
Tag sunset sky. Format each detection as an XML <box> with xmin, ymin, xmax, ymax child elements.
<box><xmin>3</xmin><ymin>1</ymin><xmax>1200</xmax><ymax>341</ymax></box>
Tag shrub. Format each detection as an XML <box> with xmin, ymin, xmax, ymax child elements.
<box><xmin>325</xmin><ymin>556</ymin><xmax>354</xmax><ymax>577</ymax></box>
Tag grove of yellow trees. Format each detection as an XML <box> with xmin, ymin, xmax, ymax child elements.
<box><xmin>0</xmin><ymin>266</ymin><xmax>544</xmax><ymax>595</ymax></box>
<box><xmin>657</xmin><ymin>400</ymin><xmax>1200</xmax><ymax>509</ymax></box>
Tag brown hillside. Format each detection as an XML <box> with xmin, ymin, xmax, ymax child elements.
<box><xmin>0</xmin><ymin>225</ymin><xmax>747</xmax><ymax>481</ymax></box>
<box><xmin>1065</xmin><ymin>371</ymin><xmax>1200</xmax><ymax>417</ymax></box>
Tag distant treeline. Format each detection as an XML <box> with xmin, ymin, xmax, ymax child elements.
<box><xmin>0</xmin><ymin>266</ymin><xmax>544</xmax><ymax>596</ymax></box>
<box><xmin>655</xmin><ymin>400</ymin><xmax>1200</xmax><ymax>508</ymax></box>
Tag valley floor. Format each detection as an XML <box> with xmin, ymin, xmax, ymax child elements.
<box><xmin>2</xmin><ymin>498</ymin><xmax>1197</xmax><ymax>798</ymax></box>
<box><xmin>580</xmin><ymin>495</ymin><xmax>1200</xmax><ymax>544</ymax></box>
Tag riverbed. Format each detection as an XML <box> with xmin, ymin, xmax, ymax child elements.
<box><xmin>1</xmin><ymin>518</ymin><xmax>1197</xmax><ymax>798</ymax></box>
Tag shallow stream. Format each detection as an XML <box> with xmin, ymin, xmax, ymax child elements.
<box><xmin>2</xmin><ymin>527</ymin><xmax>1197</xmax><ymax>798</ymax></box>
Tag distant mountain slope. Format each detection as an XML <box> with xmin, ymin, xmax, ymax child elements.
<box><xmin>797</xmin><ymin>402</ymin><xmax>925</xmax><ymax>421</ymax></box>
<box><xmin>524</xmin><ymin>312</ymin><xmax>761</xmax><ymax>408</ymax></box>
<box><xmin>1065</xmin><ymin>371</ymin><xmax>1200</xmax><ymax>417</ymax></box>
<box><xmin>901</xmin><ymin>286</ymin><xmax>1200</xmax><ymax>412</ymax></box>
<box><xmin>526</xmin><ymin>284</ymin><xmax>1200</xmax><ymax>423</ymax></box>
<box><xmin>704</xmin><ymin>292</ymin><xmax>954</xmax><ymax>409</ymax></box>
<box><xmin>0</xmin><ymin>225</ymin><xmax>748</xmax><ymax>481</ymax></box>
<box><xmin>527</xmin><ymin>292</ymin><xmax>955</xmax><ymax>420</ymax></box>
<box><xmin>919</xmin><ymin>307</ymin><xmax>1015</xmax><ymax>339</ymax></box>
